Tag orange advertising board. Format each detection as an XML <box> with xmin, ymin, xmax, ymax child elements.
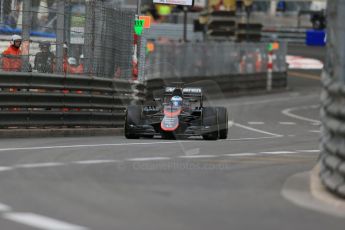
<box><xmin>139</xmin><ymin>16</ymin><xmax>151</xmax><ymax>29</ymax></box>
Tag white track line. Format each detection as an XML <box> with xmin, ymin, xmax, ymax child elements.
<box><xmin>310</xmin><ymin>130</ymin><xmax>321</xmax><ymax>133</ymax></box>
<box><xmin>126</xmin><ymin>157</ymin><xmax>171</xmax><ymax>161</ymax></box>
<box><xmin>233</xmin><ymin>122</ymin><xmax>283</xmax><ymax>137</ymax></box>
<box><xmin>248</xmin><ymin>122</ymin><xmax>265</xmax><ymax>125</ymax></box>
<box><xmin>15</xmin><ymin>162</ymin><xmax>65</xmax><ymax>168</ymax></box>
<box><xmin>279</xmin><ymin>122</ymin><xmax>296</xmax><ymax>125</ymax></box>
<box><xmin>0</xmin><ymin>135</ymin><xmax>287</xmax><ymax>153</ymax></box>
<box><xmin>226</xmin><ymin>136</ymin><xmax>281</xmax><ymax>141</ymax></box>
<box><xmin>312</xmin><ymin>123</ymin><xmax>321</xmax><ymax>126</ymax></box>
<box><xmin>224</xmin><ymin>153</ymin><xmax>258</xmax><ymax>157</ymax></box>
<box><xmin>74</xmin><ymin>160</ymin><xmax>121</xmax><ymax>164</ymax></box>
<box><xmin>0</xmin><ymin>141</ymin><xmax>197</xmax><ymax>152</ymax></box>
<box><xmin>282</xmin><ymin>105</ymin><xmax>320</xmax><ymax>124</ymax></box>
<box><xmin>0</xmin><ymin>166</ymin><xmax>13</xmax><ymax>172</ymax></box>
<box><xmin>0</xmin><ymin>203</ymin><xmax>12</xmax><ymax>212</ymax></box>
<box><xmin>179</xmin><ymin>155</ymin><xmax>217</xmax><ymax>159</ymax></box>
<box><xmin>297</xmin><ymin>150</ymin><xmax>320</xmax><ymax>153</ymax></box>
<box><xmin>261</xmin><ymin>151</ymin><xmax>297</xmax><ymax>155</ymax></box>
<box><xmin>3</xmin><ymin>212</ymin><xmax>88</xmax><ymax>230</ymax></box>
<box><xmin>229</xmin><ymin>97</ymin><xmax>293</xmax><ymax>106</ymax></box>
<box><xmin>184</xmin><ymin>148</ymin><xmax>200</xmax><ymax>155</ymax></box>
<box><xmin>227</xmin><ymin>94</ymin><xmax>311</xmax><ymax>106</ymax></box>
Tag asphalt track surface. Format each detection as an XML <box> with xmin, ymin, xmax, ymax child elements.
<box><xmin>0</xmin><ymin>45</ymin><xmax>344</xmax><ymax>230</ymax></box>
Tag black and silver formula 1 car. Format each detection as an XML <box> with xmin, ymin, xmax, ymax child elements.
<box><xmin>124</xmin><ymin>85</ymin><xmax>228</xmax><ymax>140</ymax></box>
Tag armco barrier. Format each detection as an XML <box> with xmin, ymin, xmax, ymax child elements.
<box><xmin>0</xmin><ymin>71</ymin><xmax>286</xmax><ymax>132</ymax></box>
<box><xmin>261</xmin><ymin>27</ymin><xmax>306</xmax><ymax>44</ymax></box>
<box><xmin>320</xmin><ymin>71</ymin><xmax>345</xmax><ymax>198</ymax></box>
<box><xmin>145</xmin><ymin>72</ymin><xmax>287</xmax><ymax>100</ymax></box>
<box><xmin>0</xmin><ymin>72</ymin><xmax>144</xmax><ymax>128</ymax></box>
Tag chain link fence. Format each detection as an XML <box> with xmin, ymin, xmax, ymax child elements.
<box><xmin>143</xmin><ymin>41</ymin><xmax>287</xmax><ymax>80</ymax></box>
<box><xmin>0</xmin><ymin>0</ymin><xmax>135</xmax><ymax>79</ymax></box>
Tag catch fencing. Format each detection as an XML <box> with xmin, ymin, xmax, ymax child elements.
<box><xmin>143</xmin><ymin>41</ymin><xmax>287</xmax><ymax>100</ymax></box>
<box><xmin>143</xmin><ymin>41</ymin><xmax>287</xmax><ymax>80</ymax></box>
<box><xmin>0</xmin><ymin>0</ymin><xmax>135</xmax><ymax>79</ymax></box>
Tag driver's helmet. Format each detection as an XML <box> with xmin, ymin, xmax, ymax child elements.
<box><xmin>171</xmin><ymin>95</ymin><xmax>183</xmax><ymax>107</ymax></box>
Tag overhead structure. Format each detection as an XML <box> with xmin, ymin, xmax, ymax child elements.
<box><xmin>153</xmin><ymin>0</ymin><xmax>193</xmax><ymax>6</ymax></box>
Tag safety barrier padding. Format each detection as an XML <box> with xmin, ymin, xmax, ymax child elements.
<box><xmin>320</xmin><ymin>71</ymin><xmax>345</xmax><ymax>198</ymax></box>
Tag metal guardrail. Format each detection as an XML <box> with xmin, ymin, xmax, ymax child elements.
<box><xmin>0</xmin><ymin>40</ymin><xmax>288</xmax><ymax>131</ymax></box>
<box><xmin>261</xmin><ymin>27</ymin><xmax>306</xmax><ymax>44</ymax></box>
<box><xmin>0</xmin><ymin>72</ymin><xmax>144</xmax><ymax>128</ymax></box>
<box><xmin>320</xmin><ymin>71</ymin><xmax>345</xmax><ymax>198</ymax></box>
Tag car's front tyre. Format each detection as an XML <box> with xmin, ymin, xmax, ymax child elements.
<box><xmin>124</xmin><ymin>105</ymin><xmax>142</xmax><ymax>139</ymax></box>
<box><xmin>202</xmin><ymin>107</ymin><xmax>219</xmax><ymax>140</ymax></box>
<box><xmin>216</xmin><ymin>107</ymin><xmax>228</xmax><ymax>139</ymax></box>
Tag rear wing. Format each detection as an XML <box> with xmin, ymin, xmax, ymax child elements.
<box><xmin>164</xmin><ymin>87</ymin><xmax>203</xmax><ymax>97</ymax></box>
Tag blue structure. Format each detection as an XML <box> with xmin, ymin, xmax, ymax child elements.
<box><xmin>0</xmin><ymin>27</ymin><xmax>56</xmax><ymax>38</ymax></box>
<box><xmin>306</xmin><ymin>29</ymin><xmax>326</xmax><ymax>46</ymax></box>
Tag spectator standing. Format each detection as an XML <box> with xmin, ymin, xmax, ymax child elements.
<box><xmin>76</xmin><ymin>54</ymin><xmax>85</xmax><ymax>74</ymax></box>
<box><xmin>63</xmin><ymin>43</ymin><xmax>69</xmax><ymax>73</ymax></box>
<box><xmin>67</xmin><ymin>57</ymin><xmax>83</xmax><ymax>74</ymax></box>
<box><xmin>243</xmin><ymin>0</ymin><xmax>253</xmax><ymax>19</ymax></box>
<box><xmin>1</xmin><ymin>34</ymin><xmax>22</xmax><ymax>72</ymax></box>
<box><xmin>132</xmin><ymin>54</ymin><xmax>138</xmax><ymax>80</ymax></box>
<box><xmin>34</xmin><ymin>41</ymin><xmax>55</xmax><ymax>73</ymax></box>
<box><xmin>277</xmin><ymin>1</ymin><xmax>286</xmax><ymax>13</ymax></box>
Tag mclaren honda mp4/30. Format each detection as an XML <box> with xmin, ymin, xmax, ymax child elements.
<box><xmin>124</xmin><ymin>86</ymin><xmax>228</xmax><ymax>140</ymax></box>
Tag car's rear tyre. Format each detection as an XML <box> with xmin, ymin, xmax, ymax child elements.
<box><xmin>161</xmin><ymin>132</ymin><xmax>175</xmax><ymax>140</ymax></box>
<box><xmin>125</xmin><ymin>105</ymin><xmax>141</xmax><ymax>139</ymax></box>
<box><xmin>202</xmin><ymin>107</ymin><xmax>219</xmax><ymax>140</ymax></box>
<box><xmin>216</xmin><ymin>107</ymin><xmax>228</xmax><ymax>139</ymax></box>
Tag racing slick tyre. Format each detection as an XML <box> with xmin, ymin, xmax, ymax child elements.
<box><xmin>202</xmin><ymin>107</ymin><xmax>219</xmax><ymax>140</ymax></box>
<box><xmin>161</xmin><ymin>132</ymin><xmax>176</xmax><ymax>140</ymax></box>
<box><xmin>125</xmin><ymin>105</ymin><xmax>142</xmax><ymax>139</ymax></box>
<box><xmin>216</xmin><ymin>107</ymin><xmax>228</xmax><ymax>139</ymax></box>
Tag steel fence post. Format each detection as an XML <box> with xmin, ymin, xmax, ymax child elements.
<box><xmin>84</xmin><ymin>0</ymin><xmax>95</xmax><ymax>76</ymax></box>
<box><xmin>138</xmin><ymin>35</ymin><xmax>146</xmax><ymax>81</ymax></box>
<box><xmin>325</xmin><ymin>0</ymin><xmax>345</xmax><ymax>83</ymax></box>
<box><xmin>21</xmin><ymin>0</ymin><xmax>31</xmax><ymax>72</ymax></box>
<box><xmin>64</xmin><ymin>0</ymin><xmax>71</xmax><ymax>48</ymax></box>
<box><xmin>56</xmin><ymin>0</ymin><xmax>65</xmax><ymax>74</ymax></box>
<box><xmin>270</xmin><ymin>0</ymin><xmax>277</xmax><ymax>16</ymax></box>
<box><xmin>0</xmin><ymin>0</ymin><xmax>4</xmax><ymax>25</ymax></box>
<box><xmin>94</xmin><ymin>1</ymin><xmax>104</xmax><ymax>77</ymax></box>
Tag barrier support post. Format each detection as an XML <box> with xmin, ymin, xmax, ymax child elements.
<box><xmin>267</xmin><ymin>50</ymin><xmax>273</xmax><ymax>91</ymax></box>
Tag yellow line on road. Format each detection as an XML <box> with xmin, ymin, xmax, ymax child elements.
<box><xmin>289</xmin><ymin>71</ymin><xmax>321</xmax><ymax>81</ymax></box>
